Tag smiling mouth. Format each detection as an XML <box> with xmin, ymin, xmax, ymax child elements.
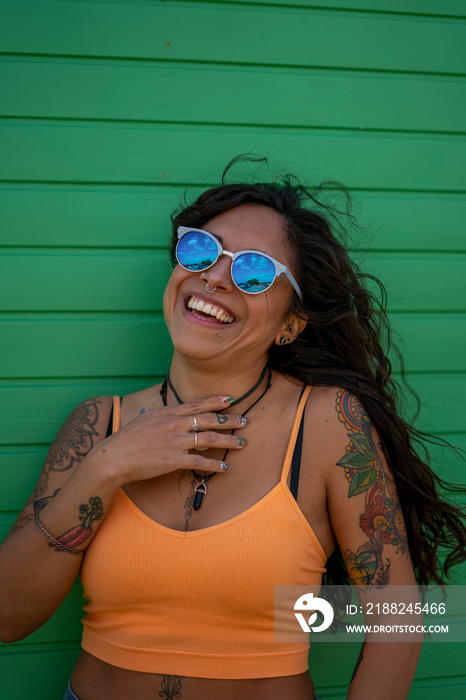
<box><xmin>186</xmin><ymin>296</ymin><xmax>235</xmax><ymax>324</ymax></box>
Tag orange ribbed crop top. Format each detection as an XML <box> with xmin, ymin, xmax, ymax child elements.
<box><xmin>80</xmin><ymin>386</ymin><xmax>327</xmax><ymax>679</ymax></box>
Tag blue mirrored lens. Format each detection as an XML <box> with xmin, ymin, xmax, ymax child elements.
<box><xmin>232</xmin><ymin>254</ymin><xmax>275</xmax><ymax>293</ymax></box>
<box><xmin>176</xmin><ymin>231</ymin><xmax>218</xmax><ymax>271</ymax></box>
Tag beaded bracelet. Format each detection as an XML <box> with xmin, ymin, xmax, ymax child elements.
<box><xmin>34</xmin><ymin>513</ymin><xmax>86</xmax><ymax>556</ymax></box>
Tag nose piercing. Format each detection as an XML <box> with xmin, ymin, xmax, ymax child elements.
<box><xmin>201</xmin><ymin>272</ymin><xmax>216</xmax><ymax>293</ymax></box>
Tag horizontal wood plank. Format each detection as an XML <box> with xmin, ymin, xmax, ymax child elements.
<box><xmin>0</xmin><ymin>374</ymin><xmax>464</xmax><ymax>447</ymax></box>
<box><xmin>1</xmin><ymin>250</ymin><xmax>464</xmax><ymax>312</ymax></box>
<box><xmin>1</xmin><ymin>186</ymin><xmax>465</xmax><ymax>252</ymax></box>
<box><xmin>0</xmin><ymin>314</ymin><xmax>464</xmax><ymax>379</ymax></box>
<box><xmin>3</xmin><ymin>57</ymin><xmax>466</xmax><ymax>133</ymax></box>
<box><xmin>1</xmin><ymin>2</ymin><xmax>465</xmax><ymax>74</ymax></box>
<box><xmin>0</xmin><ymin>378</ymin><xmax>159</xmax><ymax>446</ymax></box>
<box><xmin>0</xmin><ymin>642</ymin><xmax>80</xmax><ymax>697</ymax></box>
<box><xmin>0</xmin><ymin>249</ymin><xmax>173</xmax><ymax>311</ymax></box>
<box><xmin>1</xmin><ymin>122</ymin><xmax>466</xmax><ymax>191</ymax></box>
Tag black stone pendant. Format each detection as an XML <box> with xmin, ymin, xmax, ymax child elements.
<box><xmin>193</xmin><ymin>482</ymin><xmax>207</xmax><ymax>511</ymax></box>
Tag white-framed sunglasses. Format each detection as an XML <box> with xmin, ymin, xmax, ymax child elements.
<box><xmin>176</xmin><ymin>226</ymin><xmax>302</xmax><ymax>300</ymax></box>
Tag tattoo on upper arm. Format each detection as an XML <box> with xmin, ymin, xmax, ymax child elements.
<box><xmin>335</xmin><ymin>390</ymin><xmax>408</xmax><ymax>587</ymax></box>
<box><xmin>46</xmin><ymin>398</ymin><xmax>101</xmax><ymax>472</ymax></box>
<box><xmin>157</xmin><ymin>674</ymin><xmax>184</xmax><ymax>699</ymax></box>
<box><xmin>6</xmin><ymin>398</ymin><xmax>102</xmax><ymax>539</ymax></box>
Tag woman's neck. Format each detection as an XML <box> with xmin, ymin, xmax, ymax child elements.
<box><xmin>167</xmin><ymin>353</ymin><xmax>270</xmax><ymax>406</ymax></box>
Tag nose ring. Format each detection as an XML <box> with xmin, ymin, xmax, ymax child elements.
<box><xmin>201</xmin><ymin>273</ymin><xmax>216</xmax><ymax>293</ymax></box>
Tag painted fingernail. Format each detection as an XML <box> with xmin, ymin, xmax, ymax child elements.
<box><xmin>238</xmin><ymin>416</ymin><xmax>249</xmax><ymax>425</ymax></box>
<box><xmin>220</xmin><ymin>462</ymin><xmax>230</xmax><ymax>470</ymax></box>
<box><xmin>237</xmin><ymin>437</ymin><xmax>247</xmax><ymax>447</ymax></box>
<box><xmin>223</xmin><ymin>397</ymin><xmax>235</xmax><ymax>405</ymax></box>
<box><xmin>140</xmin><ymin>407</ymin><xmax>148</xmax><ymax>414</ymax></box>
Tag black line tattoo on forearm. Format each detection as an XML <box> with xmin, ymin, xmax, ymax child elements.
<box><xmin>350</xmin><ymin>641</ymin><xmax>366</xmax><ymax>683</ymax></box>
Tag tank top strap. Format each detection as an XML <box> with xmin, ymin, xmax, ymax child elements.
<box><xmin>280</xmin><ymin>385</ymin><xmax>312</xmax><ymax>485</ymax></box>
<box><xmin>112</xmin><ymin>395</ymin><xmax>121</xmax><ymax>433</ymax></box>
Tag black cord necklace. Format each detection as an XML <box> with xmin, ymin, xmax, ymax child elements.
<box><xmin>160</xmin><ymin>365</ymin><xmax>272</xmax><ymax>511</ymax></box>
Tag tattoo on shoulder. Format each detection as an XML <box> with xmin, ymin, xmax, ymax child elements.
<box><xmin>335</xmin><ymin>390</ymin><xmax>408</xmax><ymax>588</ymax></box>
<box><xmin>46</xmin><ymin>398</ymin><xmax>102</xmax><ymax>472</ymax></box>
<box><xmin>6</xmin><ymin>398</ymin><xmax>102</xmax><ymax>540</ymax></box>
<box><xmin>158</xmin><ymin>674</ymin><xmax>184</xmax><ymax>699</ymax></box>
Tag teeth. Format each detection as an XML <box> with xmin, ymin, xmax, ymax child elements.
<box><xmin>188</xmin><ymin>297</ymin><xmax>234</xmax><ymax>324</ymax></box>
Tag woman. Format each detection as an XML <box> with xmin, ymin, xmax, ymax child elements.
<box><xmin>1</xmin><ymin>159</ymin><xmax>465</xmax><ymax>700</ymax></box>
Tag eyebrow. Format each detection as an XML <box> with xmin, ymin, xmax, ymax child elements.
<box><xmin>205</xmin><ymin>229</ymin><xmax>224</xmax><ymax>246</ymax></box>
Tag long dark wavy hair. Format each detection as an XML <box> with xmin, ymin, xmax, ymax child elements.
<box><xmin>170</xmin><ymin>155</ymin><xmax>466</xmax><ymax>587</ymax></box>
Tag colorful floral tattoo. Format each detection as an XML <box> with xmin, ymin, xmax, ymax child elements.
<box><xmin>50</xmin><ymin>496</ymin><xmax>104</xmax><ymax>551</ymax></box>
<box><xmin>335</xmin><ymin>389</ymin><xmax>408</xmax><ymax>588</ymax></box>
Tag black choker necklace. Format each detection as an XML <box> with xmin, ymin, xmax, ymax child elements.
<box><xmin>160</xmin><ymin>365</ymin><xmax>272</xmax><ymax>511</ymax></box>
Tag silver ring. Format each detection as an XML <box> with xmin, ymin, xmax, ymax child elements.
<box><xmin>191</xmin><ymin>415</ymin><xmax>201</xmax><ymax>433</ymax></box>
<box><xmin>194</xmin><ymin>432</ymin><xmax>198</xmax><ymax>449</ymax></box>
<box><xmin>205</xmin><ymin>281</ymin><xmax>216</xmax><ymax>293</ymax></box>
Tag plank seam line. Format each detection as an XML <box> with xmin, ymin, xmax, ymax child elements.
<box><xmin>0</xmin><ymin>182</ymin><xmax>465</xmax><ymax>195</ymax></box>
<box><xmin>2</xmin><ymin>53</ymin><xmax>466</xmax><ymax>80</ymax></box>
<box><xmin>0</xmin><ymin>52</ymin><xmax>464</xmax><ymax>78</ymax></box>
<box><xmin>172</xmin><ymin>0</ymin><xmax>466</xmax><ymax>20</ymax></box>
<box><xmin>1</xmin><ymin>115</ymin><xmax>466</xmax><ymax>138</ymax></box>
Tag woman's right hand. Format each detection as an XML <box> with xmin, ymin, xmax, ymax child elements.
<box><xmin>91</xmin><ymin>395</ymin><xmax>249</xmax><ymax>486</ymax></box>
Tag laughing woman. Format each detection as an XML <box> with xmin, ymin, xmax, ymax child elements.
<box><xmin>1</xmin><ymin>160</ymin><xmax>465</xmax><ymax>700</ymax></box>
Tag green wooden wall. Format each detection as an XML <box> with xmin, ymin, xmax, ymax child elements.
<box><xmin>1</xmin><ymin>1</ymin><xmax>465</xmax><ymax>697</ymax></box>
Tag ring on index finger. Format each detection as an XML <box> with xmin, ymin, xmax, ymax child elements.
<box><xmin>191</xmin><ymin>415</ymin><xmax>201</xmax><ymax>433</ymax></box>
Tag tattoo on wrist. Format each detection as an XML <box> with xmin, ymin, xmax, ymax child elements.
<box><xmin>51</xmin><ymin>496</ymin><xmax>104</xmax><ymax>551</ymax></box>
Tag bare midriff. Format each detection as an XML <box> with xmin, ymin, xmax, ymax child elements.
<box><xmin>72</xmin><ymin>651</ymin><xmax>316</xmax><ymax>700</ymax></box>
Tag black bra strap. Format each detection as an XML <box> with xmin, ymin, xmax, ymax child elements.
<box><xmin>105</xmin><ymin>396</ymin><xmax>123</xmax><ymax>438</ymax></box>
<box><xmin>105</xmin><ymin>400</ymin><xmax>114</xmax><ymax>438</ymax></box>
<box><xmin>290</xmin><ymin>386</ymin><xmax>307</xmax><ymax>501</ymax></box>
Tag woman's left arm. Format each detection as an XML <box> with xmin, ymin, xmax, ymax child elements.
<box><xmin>323</xmin><ymin>388</ymin><xmax>422</xmax><ymax>700</ymax></box>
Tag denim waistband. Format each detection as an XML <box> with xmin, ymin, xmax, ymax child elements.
<box><xmin>62</xmin><ymin>680</ymin><xmax>80</xmax><ymax>700</ymax></box>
